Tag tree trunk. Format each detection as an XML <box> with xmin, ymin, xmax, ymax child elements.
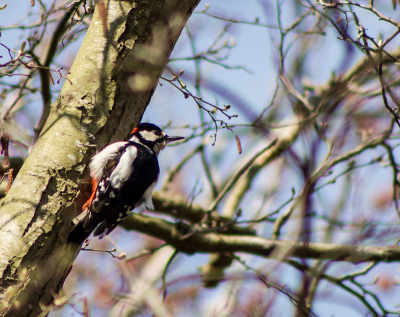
<box><xmin>0</xmin><ymin>0</ymin><xmax>200</xmax><ymax>316</ymax></box>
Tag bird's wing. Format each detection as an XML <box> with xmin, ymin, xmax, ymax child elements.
<box><xmin>83</xmin><ymin>144</ymin><xmax>138</xmax><ymax>233</ymax></box>
<box><xmin>74</xmin><ymin>142</ymin><xmax>127</xmax><ymax>230</ymax></box>
<box><xmin>89</xmin><ymin>146</ymin><xmax>139</xmax><ymax>237</ymax></box>
<box><xmin>89</xmin><ymin>141</ymin><xmax>128</xmax><ymax>182</ymax></box>
<box><xmin>109</xmin><ymin>145</ymin><xmax>138</xmax><ymax>188</ymax></box>
<box><xmin>91</xmin><ymin>145</ymin><xmax>138</xmax><ymax>211</ymax></box>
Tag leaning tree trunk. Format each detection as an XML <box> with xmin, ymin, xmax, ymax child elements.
<box><xmin>0</xmin><ymin>0</ymin><xmax>200</xmax><ymax>316</ymax></box>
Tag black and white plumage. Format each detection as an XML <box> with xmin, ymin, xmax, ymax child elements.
<box><xmin>68</xmin><ymin>123</ymin><xmax>184</xmax><ymax>244</ymax></box>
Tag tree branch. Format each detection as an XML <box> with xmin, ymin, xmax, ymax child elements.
<box><xmin>121</xmin><ymin>213</ymin><xmax>400</xmax><ymax>263</ymax></box>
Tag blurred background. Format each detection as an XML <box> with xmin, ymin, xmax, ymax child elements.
<box><xmin>1</xmin><ymin>0</ymin><xmax>400</xmax><ymax>316</ymax></box>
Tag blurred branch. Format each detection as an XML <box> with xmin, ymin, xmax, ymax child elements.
<box><xmin>381</xmin><ymin>142</ymin><xmax>400</xmax><ymax>216</ymax></box>
<box><xmin>31</xmin><ymin>1</ymin><xmax>85</xmax><ymax>138</ymax></box>
<box><xmin>339</xmin><ymin>262</ymin><xmax>377</xmax><ymax>281</ymax></box>
<box><xmin>162</xmin><ymin>143</ymin><xmax>203</xmax><ymax>191</ymax></box>
<box><xmin>223</xmin><ymin>125</ymin><xmax>300</xmax><ymax>219</ymax></box>
<box><xmin>304</xmin><ymin>261</ymin><xmax>329</xmax><ymax>315</ymax></box>
<box><xmin>110</xmin><ymin>246</ymin><xmax>176</xmax><ymax>317</ymax></box>
<box><xmin>162</xmin><ymin>249</ymin><xmax>178</xmax><ymax>300</ymax></box>
<box><xmin>183</xmin><ymin>25</ymin><xmax>219</xmax><ymax>198</ymax></box>
<box><xmin>121</xmin><ymin>213</ymin><xmax>400</xmax><ymax>263</ymax></box>
<box><xmin>286</xmin><ymin>259</ymin><xmax>387</xmax><ymax>316</ymax></box>
<box><xmin>207</xmin><ymin>138</ymin><xmax>278</xmax><ymax>212</ymax></box>
<box><xmin>317</xmin><ymin>0</ymin><xmax>400</xmax><ymax>28</ymax></box>
<box><xmin>307</xmin><ymin>0</ymin><xmax>400</xmax><ymax>127</ymax></box>
<box><xmin>272</xmin><ymin>129</ymin><xmax>391</xmax><ymax>239</ymax></box>
<box><xmin>0</xmin><ymin>157</ymin><xmax>24</xmax><ymax>175</ymax></box>
<box><xmin>232</xmin><ymin>254</ymin><xmax>316</xmax><ymax>316</ymax></box>
<box><xmin>152</xmin><ymin>191</ymin><xmax>256</xmax><ymax>236</ymax></box>
<box><xmin>126</xmin><ymin>244</ymin><xmax>167</xmax><ymax>261</ymax></box>
<box><xmin>195</xmin><ymin>6</ymin><xmax>325</xmax><ymax>35</ymax></box>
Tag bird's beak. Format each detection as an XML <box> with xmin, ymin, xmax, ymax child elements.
<box><xmin>164</xmin><ymin>135</ymin><xmax>185</xmax><ymax>143</ymax></box>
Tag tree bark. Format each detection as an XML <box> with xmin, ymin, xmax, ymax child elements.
<box><xmin>0</xmin><ymin>0</ymin><xmax>200</xmax><ymax>316</ymax></box>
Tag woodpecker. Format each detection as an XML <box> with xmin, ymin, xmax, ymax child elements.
<box><xmin>68</xmin><ymin>123</ymin><xmax>185</xmax><ymax>244</ymax></box>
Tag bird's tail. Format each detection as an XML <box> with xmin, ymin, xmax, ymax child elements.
<box><xmin>68</xmin><ymin>178</ymin><xmax>98</xmax><ymax>245</ymax></box>
<box><xmin>67</xmin><ymin>210</ymin><xmax>91</xmax><ymax>245</ymax></box>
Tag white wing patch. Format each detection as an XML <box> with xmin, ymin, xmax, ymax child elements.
<box><xmin>110</xmin><ymin>145</ymin><xmax>138</xmax><ymax>188</ymax></box>
<box><xmin>136</xmin><ymin>179</ymin><xmax>157</xmax><ymax>212</ymax></box>
<box><xmin>89</xmin><ymin>142</ymin><xmax>127</xmax><ymax>182</ymax></box>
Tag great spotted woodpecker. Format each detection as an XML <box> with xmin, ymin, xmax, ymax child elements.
<box><xmin>68</xmin><ymin>123</ymin><xmax>185</xmax><ymax>244</ymax></box>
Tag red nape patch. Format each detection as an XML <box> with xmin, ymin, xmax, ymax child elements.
<box><xmin>131</xmin><ymin>127</ymin><xmax>139</xmax><ymax>134</ymax></box>
<box><xmin>82</xmin><ymin>178</ymin><xmax>98</xmax><ymax>211</ymax></box>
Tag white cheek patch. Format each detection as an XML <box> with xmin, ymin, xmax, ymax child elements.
<box><xmin>110</xmin><ymin>146</ymin><xmax>138</xmax><ymax>188</ymax></box>
<box><xmin>90</xmin><ymin>142</ymin><xmax>127</xmax><ymax>182</ymax></box>
<box><xmin>139</xmin><ymin>130</ymin><xmax>159</xmax><ymax>142</ymax></box>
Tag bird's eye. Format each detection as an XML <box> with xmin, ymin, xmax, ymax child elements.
<box><xmin>153</xmin><ymin>130</ymin><xmax>159</xmax><ymax>136</ymax></box>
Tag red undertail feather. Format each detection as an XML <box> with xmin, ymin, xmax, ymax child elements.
<box><xmin>82</xmin><ymin>178</ymin><xmax>98</xmax><ymax>211</ymax></box>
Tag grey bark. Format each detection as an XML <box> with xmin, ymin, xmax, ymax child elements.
<box><xmin>0</xmin><ymin>0</ymin><xmax>200</xmax><ymax>316</ymax></box>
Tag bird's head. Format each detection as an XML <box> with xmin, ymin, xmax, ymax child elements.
<box><xmin>129</xmin><ymin>123</ymin><xmax>185</xmax><ymax>155</ymax></box>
